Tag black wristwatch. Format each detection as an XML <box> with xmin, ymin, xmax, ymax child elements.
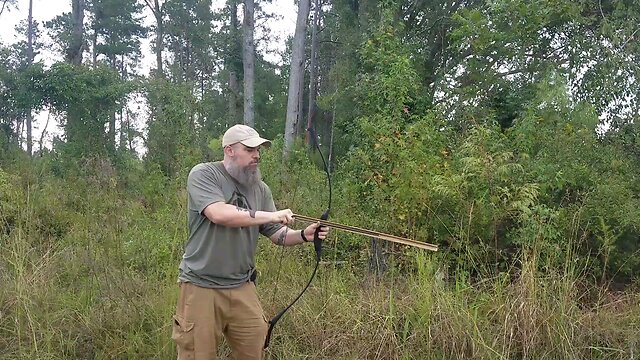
<box><xmin>300</xmin><ymin>229</ymin><xmax>309</xmax><ymax>242</ymax></box>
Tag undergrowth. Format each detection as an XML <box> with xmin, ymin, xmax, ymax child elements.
<box><xmin>0</xmin><ymin>155</ymin><xmax>638</xmax><ymax>359</ymax></box>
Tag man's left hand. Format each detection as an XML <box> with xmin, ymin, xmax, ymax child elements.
<box><xmin>303</xmin><ymin>222</ymin><xmax>329</xmax><ymax>241</ymax></box>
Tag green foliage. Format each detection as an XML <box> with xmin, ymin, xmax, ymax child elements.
<box><xmin>0</xmin><ymin>166</ymin><xmax>21</xmax><ymax>235</ymax></box>
<box><xmin>2</xmin><ymin>0</ymin><xmax>640</xmax><ymax>358</ymax></box>
<box><xmin>448</xmin><ymin>0</ymin><xmax>640</xmax><ymax>125</ymax></box>
<box><xmin>0</xmin><ymin>44</ymin><xmax>47</xmax><ymax>145</ymax></box>
<box><xmin>163</xmin><ymin>0</ymin><xmax>215</xmax><ymax>82</ymax></box>
<box><xmin>44</xmin><ymin>11</ymin><xmax>76</xmax><ymax>59</ymax></box>
<box><xmin>89</xmin><ymin>0</ymin><xmax>147</xmax><ymax>61</ymax></box>
<box><xmin>2</xmin><ymin>137</ymin><xmax>640</xmax><ymax>358</ymax></box>
<box><xmin>505</xmin><ymin>77</ymin><xmax>640</xmax><ymax>278</ymax></box>
<box><xmin>253</xmin><ymin>58</ymin><xmax>288</xmax><ymax>140</ymax></box>
<box><xmin>338</xmin><ymin>11</ymin><xmax>452</xmax><ymax>262</ymax></box>
<box><xmin>341</xmin><ymin>25</ymin><xmax>640</xmax><ymax>279</ymax></box>
<box><xmin>42</xmin><ymin>63</ymin><xmax>134</xmax><ymax>158</ymax></box>
<box><xmin>260</xmin><ymin>137</ymin><xmax>330</xmax><ymax>216</ymax></box>
<box><xmin>355</xmin><ymin>20</ymin><xmax>419</xmax><ymax>119</ymax></box>
<box><xmin>144</xmin><ymin>77</ymin><xmax>201</xmax><ymax>176</ymax></box>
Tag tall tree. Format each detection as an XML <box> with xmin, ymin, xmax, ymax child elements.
<box><xmin>145</xmin><ymin>0</ymin><xmax>216</xmax><ymax>174</ymax></box>
<box><xmin>242</xmin><ymin>0</ymin><xmax>255</xmax><ymax>127</ymax></box>
<box><xmin>305</xmin><ymin>0</ymin><xmax>320</xmax><ymax>146</ymax></box>
<box><xmin>42</xmin><ymin>63</ymin><xmax>132</xmax><ymax>158</ymax></box>
<box><xmin>67</xmin><ymin>0</ymin><xmax>85</xmax><ymax>65</ymax></box>
<box><xmin>399</xmin><ymin>0</ymin><xmax>484</xmax><ymax>107</ymax></box>
<box><xmin>88</xmin><ymin>0</ymin><xmax>146</xmax><ymax>150</ymax></box>
<box><xmin>0</xmin><ymin>26</ymin><xmax>44</xmax><ymax>153</ymax></box>
<box><xmin>164</xmin><ymin>0</ymin><xmax>214</xmax><ymax>85</ymax></box>
<box><xmin>283</xmin><ymin>0</ymin><xmax>310</xmax><ymax>158</ymax></box>
<box><xmin>225</xmin><ymin>0</ymin><xmax>241</xmax><ymax>126</ymax></box>
<box><xmin>25</xmin><ymin>0</ymin><xmax>34</xmax><ymax>156</ymax></box>
<box><xmin>142</xmin><ymin>0</ymin><xmax>165</xmax><ymax>77</ymax></box>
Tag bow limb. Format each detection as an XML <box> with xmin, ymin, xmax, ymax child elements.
<box><xmin>311</xmin><ymin>125</ymin><xmax>331</xmax><ymax>260</ymax></box>
<box><xmin>264</xmin><ymin>126</ymin><xmax>331</xmax><ymax>350</ymax></box>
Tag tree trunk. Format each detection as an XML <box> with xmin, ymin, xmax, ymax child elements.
<box><xmin>283</xmin><ymin>0</ymin><xmax>310</xmax><ymax>159</ymax></box>
<box><xmin>154</xmin><ymin>0</ymin><xmax>163</xmax><ymax>77</ymax></box>
<box><xmin>368</xmin><ymin>238</ymin><xmax>388</xmax><ymax>277</ymax></box>
<box><xmin>127</xmin><ymin>111</ymin><xmax>134</xmax><ymax>152</ymax></box>
<box><xmin>26</xmin><ymin>0</ymin><xmax>34</xmax><ymax>156</ymax></box>
<box><xmin>329</xmin><ymin>88</ymin><xmax>336</xmax><ymax>173</ymax></box>
<box><xmin>39</xmin><ymin>111</ymin><xmax>50</xmax><ymax>155</ymax></box>
<box><xmin>67</xmin><ymin>0</ymin><xmax>85</xmax><ymax>65</ymax></box>
<box><xmin>92</xmin><ymin>26</ymin><xmax>98</xmax><ymax>67</ymax></box>
<box><xmin>143</xmin><ymin>0</ymin><xmax>164</xmax><ymax>77</ymax></box>
<box><xmin>305</xmin><ymin>0</ymin><xmax>320</xmax><ymax>146</ymax></box>
<box><xmin>119</xmin><ymin>108</ymin><xmax>126</xmax><ymax>149</ymax></box>
<box><xmin>242</xmin><ymin>0</ymin><xmax>255</xmax><ymax>127</ymax></box>
<box><xmin>228</xmin><ymin>71</ymin><xmax>239</xmax><ymax>126</ymax></box>
<box><xmin>15</xmin><ymin>117</ymin><xmax>22</xmax><ymax>147</ymax></box>
<box><xmin>226</xmin><ymin>0</ymin><xmax>240</xmax><ymax>126</ymax></box>
<box><xmin>296</xmin><ymin>64</ymin><xmax>304</xmax><ymax>136</ymax></box>
<box><xmin>108</xmin><ymin>55</ymin><xmax>117</xmax><ymax>151</ymax></box>
<box><xmin>119</xmin><ymin>55</ymin><xmax>127</xmax><ymax>150</ymax></box>
<box><xmin>109</xmin><ymin>111</ymin><xmax>116</xmax><ymax>152</ymax></box>
<box><xmin>357</xmin><ymin>0</ymin><xmax>370</xmax><ymax>30</ymax></box>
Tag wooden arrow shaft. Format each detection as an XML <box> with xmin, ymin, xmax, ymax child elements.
<box><xmin>293</xmin><ymin>214</ymin><xmax>438</xmax><ymax>252</ymax></box>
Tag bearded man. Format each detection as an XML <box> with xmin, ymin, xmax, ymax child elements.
<box><xmin>172</xmin><ymin>124</ymin><xmax>329</xmax><ymax>360</ymax></box>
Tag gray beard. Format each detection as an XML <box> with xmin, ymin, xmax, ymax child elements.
<box><xmin>227</xmin><ymin>161</ymin><xmax>262</xmax><ymax>187</ymax></box>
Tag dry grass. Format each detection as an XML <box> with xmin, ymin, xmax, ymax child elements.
<box><xmin>1</xmin><ymin>171</ymin><xmax>638</xmax><ymax>359</ymax></box>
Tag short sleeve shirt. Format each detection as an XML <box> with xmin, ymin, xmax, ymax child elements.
<box><xmin>178</xmin><ymin>161</ymin><xmax>283</xmax><ymax>288</ymax></box>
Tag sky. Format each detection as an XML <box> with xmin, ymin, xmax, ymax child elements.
<box><xmin>0</xmin><ymin>0</ymin><xmax>298</xmax><ymax>152</ymax></box>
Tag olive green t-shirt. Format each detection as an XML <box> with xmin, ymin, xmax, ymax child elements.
<box><xmin>178</xmin><ymin>161</ymin><xmax>283</xmax><ymax>288</ymax></box>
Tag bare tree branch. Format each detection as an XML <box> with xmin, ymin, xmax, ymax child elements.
<box><xmin>0</xmin><ymin>0</ymin><xmax>15</xmax><ymax>17</ymax></box>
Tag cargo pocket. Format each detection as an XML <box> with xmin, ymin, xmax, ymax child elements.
<box><xmin>172</xmin><ymin>314</ymin><xmax>195</xmax><ymax>358</ymax></box>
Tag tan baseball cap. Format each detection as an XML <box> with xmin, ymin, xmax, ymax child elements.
<box><xmin>222</xmin><ymin>124</ymin><xmax>272</xmax><ymax>148</ymax></box>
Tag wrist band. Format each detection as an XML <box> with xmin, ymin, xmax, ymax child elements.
<box><xmin>300</xmin><ymin>229</ymin><xmax>309</xmax><ymax>242</ymax></box>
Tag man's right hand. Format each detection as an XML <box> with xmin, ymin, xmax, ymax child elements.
<box><xmin>271</xmin><ymin>209</ymin><xmax>294</xmax><ymax>225</ymax></box>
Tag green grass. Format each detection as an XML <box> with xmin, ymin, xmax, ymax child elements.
<box><xmin>1</xmin><ymin>165</ymin><xmax>639</xmax><ymax>359</ymax></box>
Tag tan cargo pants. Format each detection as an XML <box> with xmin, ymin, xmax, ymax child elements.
<box><xmin>172</xmin><ymin>281</ymin><xmax>268</xmax><ymax>360</ymax></box>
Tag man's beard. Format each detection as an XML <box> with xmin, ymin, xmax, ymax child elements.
<box><xmin>227</xmin><ymin>160</ymin><xmax>262</xmax><ymax>186</ymax></box>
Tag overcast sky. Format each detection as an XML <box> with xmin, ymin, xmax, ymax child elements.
<box><xmin>1</xmin><ymin>0</ymin><xmax>296</xmax><ymax>68</ymax></box>
<box><xmin>0</xmin><ymin>0</ymin><xmax>297</xmax><ymax>151</ymax></box>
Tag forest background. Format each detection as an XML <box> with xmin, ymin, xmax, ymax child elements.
<box><xmin>1</xmin><ymin>0</ymin><xmax>639</xmax><ymax>358</ymax></box>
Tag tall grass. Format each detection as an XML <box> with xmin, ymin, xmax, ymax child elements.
<box><xmin>1</xmin><ymin>160</ymin><xmax>639</xmax><ymax>359</ymax></box>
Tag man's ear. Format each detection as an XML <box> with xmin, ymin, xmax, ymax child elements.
<box><xmin>223</xmin><ymin>145</ymin><xmax>234</xmax><ymax>157</ymax></box>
